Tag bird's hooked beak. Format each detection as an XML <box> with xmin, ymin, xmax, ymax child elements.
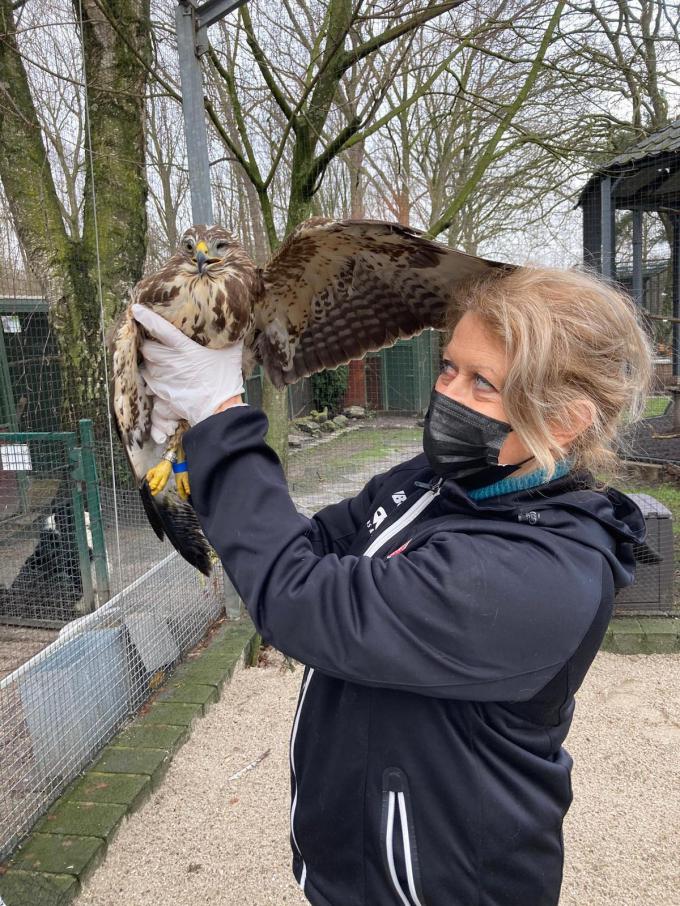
<box><xmin>195</xmin><ymin>241</ymin><xmax>209</xmax><ymax>275</ymax></box>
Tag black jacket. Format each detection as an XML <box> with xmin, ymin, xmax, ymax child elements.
<box><xmin>184</xmin><ymin>407</ymin><xmax>646</xmax><ymax>906</ymax></box>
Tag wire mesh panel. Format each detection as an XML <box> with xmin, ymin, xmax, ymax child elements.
<box><xmin>0</xmin><ymin>293</ymin><xmax>233</xmax><ymax>857</ymax></box>
<box><xmin>0</xmin><ymin>550</ymin><xmax>224</xmax><ymax>858</ymax></box>
<box><xmin>0</xmin><ymin>435</ymin><xmax>93</xmax><ymax>627</ymax></box>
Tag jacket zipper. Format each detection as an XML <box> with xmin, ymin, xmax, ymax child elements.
<box><xmin>362</xmin><ymin>479</ymin><xmax>443</xmax><ymax>559</ymax></box>
<box><xmin>381</xmin><ymin>768</ymin><xmax>426</xmax><ymax>906</ymax></box>
<box><xmin>289</xmin><ymin>478</ymin><xmax>441</xmax><ymax>893</ymax></box>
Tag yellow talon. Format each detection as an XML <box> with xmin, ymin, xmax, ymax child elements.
<box><xmin>146</xmin><ymin>460</ymin><xmax>173</xmax><ymax>496</ymax></box>
<box><xmin>176</xmin><ymin>470</ymin><xmax>191</xmax><ymax>500</ymax></box>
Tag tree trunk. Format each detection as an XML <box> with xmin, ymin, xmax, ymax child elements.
<box><xmin>262</xmin><ymin>380</ymin><xmax>290</xmax><ymax>474</ymax></box>
<box><xmin>0</xmin><ymin>0</ymin><xmax>151</xmax><ymax>431</ymax></box>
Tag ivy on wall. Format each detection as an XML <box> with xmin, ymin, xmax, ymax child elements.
<box><xmin>311</xmin><ymin>365</ymin><xmax>349</xmax><ymax>416</ymax></box>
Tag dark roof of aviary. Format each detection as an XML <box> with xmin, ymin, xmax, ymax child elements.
<box><xmin>579</xmin><ymin>118</ymin><xmax>680</xmax><ymax>209</ymax></box>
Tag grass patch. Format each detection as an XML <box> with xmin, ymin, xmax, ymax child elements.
<box><xmin>643</xmin><ymin>396</ymin><xmax>670</xmax><ymax>418</ymax></box>
<box><xmin>288</xmin><ymin>425</ymin><xmax>423</xmax><ymax>500</ymax></box>
<box><xmin>344</xmin><ymin>428</ymin><xmax>422</xmax><ymax>466</ymax></box>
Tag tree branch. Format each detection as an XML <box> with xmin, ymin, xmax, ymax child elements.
<box><xmin>303</xmin><ymin>115</ymin><xmax>362</xmax><ymax>196</ymax></box>
<box><xmin>203</xmin><ymin>98</ymin><xmax>261</xmax><ymax>188</ymax></box>
<box><xmin>338</xmin><ymin>42</ymin><xmax>467</xmax><ymax>157</ymax></box>
<box><xmin>240</xmin><ymin>3</ymin><xmax>294</xmax><ymax>122</ymax></box>
<box><xmin>89</xmin><ymin>0</ymin><xmax>181</xmax><ymax>102</ymax></box>
<box><xmin>339</xmin><ymin>0</ymin><xmax>468</xmax><ymax>72</ymax></box>
<box><xmin>427</xmin><ymin>0</ymin><xmax>567</xmax><ymax>239</ymax></box>
<box><xmin>208</xmin><ymin>45</ymin><xmax>263</xmax><ymax>185</ymax></box>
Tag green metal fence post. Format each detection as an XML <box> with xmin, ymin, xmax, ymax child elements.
<box><xmin>380</xmin><ymin>349</ymin><xmax>389</xmax><ymax>411</ymax></box>
<box><xmin>66</xmin><ymin>440</ymin><xmax>95</xmax><ymax>613</ymax></box>
<box><xmin>0</xmin><ymin>326</ymin><xmax>29</xmax><ymax>513</ymax></box>
<box><xmin>79</xmin><ymin>419</ymin><xmax>110</xmax><ymax>605</ymax></box>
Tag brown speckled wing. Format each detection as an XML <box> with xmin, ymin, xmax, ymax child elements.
<box><xmin>254</xmin><ymin>219</ymin><xmax>511</xmax><ymax>387</ymax></box>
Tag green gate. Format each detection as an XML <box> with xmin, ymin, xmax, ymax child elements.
<box><xmin>0</xmin><ymin>297</ymin><xmax>60</xmax><ymax>434</ymax></box>
<box><xmin>0</xmin><ymin>420</ymin><xmax>109</xmax><ymax>626</ymax></box>
<box><xmin>379</xmin><ymin>331</ymin><xmax>441</xmax><ymax>414</ymax></box>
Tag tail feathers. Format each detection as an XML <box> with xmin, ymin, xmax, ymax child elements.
<box><xmin>140</xmin><ymin>480</ymin><xmax>166</xmax><ymax>541</ymax></box>
<box><xmin>140</xmin><ymin>480</ymin><xmax>213</xmax><ymax>576</ymax></box>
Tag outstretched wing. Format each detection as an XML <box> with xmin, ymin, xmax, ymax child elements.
<box><xmin>109</xmin><ymin>306</ymin><xmax>212</xmax><ymax>576</ymax></box>
<box><xmin>252</xmin><ymin>218</ymin><xmax>512</xmax><ymax>387</ymax></box>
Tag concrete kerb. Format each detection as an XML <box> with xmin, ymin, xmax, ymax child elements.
<box><xmin>601</xmin><ymin>615</ymin><xmax>680</xmax><ymax>654</ymax></box>
<box><xmin>0</xmin><ymin>616</ymin><xmax>257</xmax><ymax>906</ymax></box>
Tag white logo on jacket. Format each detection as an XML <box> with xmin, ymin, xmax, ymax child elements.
<box><xmin>366</xmin><ymin>506</ymin><xmax>388</xmax><ymax>534</ymax></box>
<box><xmin>392</xmin><ymin>491</ymin><xmax>407</xmax><ymax>505</ymax></box>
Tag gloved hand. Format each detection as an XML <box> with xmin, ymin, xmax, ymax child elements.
<box><xmin>131</xmin><ymin>304</ymin><xmax>245</xmax><ymax>443</ymax></box>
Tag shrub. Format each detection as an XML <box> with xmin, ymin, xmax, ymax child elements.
<box><xmin>311</xmin><ymin>365</ymin><xmax>349</xmax><ymax>416</ymax></box>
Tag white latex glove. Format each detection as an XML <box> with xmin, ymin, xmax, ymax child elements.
<box><xmin>131</xmin><ymin>304</ymin><xmax>245</xmax><ymax>442</ymax></box>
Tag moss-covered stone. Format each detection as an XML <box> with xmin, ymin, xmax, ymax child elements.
<box><xmin>188</xmin><ymin>647</ymin><xmax>241</xmax><ymax>665</ymax></box>
<box><xmin>90</xmin><ymin>746</ymin><xmax>171</xmax><ymax>789</ymax></box>
<box><xmin>157</xmin><ymin>682</ymin><xmax>219</xmax><ymax>712</ymax></box>
<box><xmin>209</xmin><ymin>617</ymin><xmax>254</xmax><ymax>641</ymax></box>
<box><xmin>600</xmin><ymin>629</ymin><xmax>616</xmax><ymax>652</ymax></box>
<box><xmin>170</xmin><ymin>660</ymin><xmax>234</xmax><ymax>689</ymax></box>
<box><xmin>638</xmin><ymin>617</ymin><xmax>680</xmax><ymax>654</ymax></box>
<box><xmin>610</xmin><ymin>618</ymin><xmax>645</xmax><ymax>654</ymax></box>
<box><xmin>0</xmin><ymin>869</ymin><xmax>78</xmax><ymax>906</ymax></box>
<box><xmin>10</xmin><ymin>833</ymin><xmax>104</xmax><ymax>881</ymax></box>
<box><xmin>34</xmin><ymin>801</ymin><xmax>126</xmax><ymax>846</ymax></box>
<box><xmin>138</xmin><ymin>701</ymin><xmax>203</xmax><ymax>727</ymax></box>
<box><xmin>63</xmin><ymin>772</ymin><xmax>150</xmax><ymax>810</ymax></box>
<box><xmin>113</xmin><ymin>722</ymin><xmax>188</xmax><ymax>751</ymax></box>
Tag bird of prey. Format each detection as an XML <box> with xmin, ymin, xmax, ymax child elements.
<box><xmin>111</xmin><ymin>218</ymin><xmax>510</xmax><ymax>575</ymax></box>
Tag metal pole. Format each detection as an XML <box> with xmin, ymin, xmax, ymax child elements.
<box><xmin>175</xmin><ymin>0</ymin><xmax>249</xmax><ymax>225</ymax></box>
<box><xmin>672</xmin><ymin>214</ymin><xmax>680</xmax><ymax>382</ymax></box>
<box><xmin>66</xmin><ymin>441</ymin><xmax>95</xmax><ymax>614</ymax></box>
<box><xmin>175</xmin><ymin>0</ymin><xmax>214</xmax><ymax>224</ymax></box>
<box><xmin>79</xmin><ymin>419</ymin><xmax>110</xmax><ymax>605</ymax></box>
<box><xmin>632</xmin><ymin>210</ymin><xmax>643</xmax><ymax>306</ymax></box>
<box><xmin>582</xmin><ymin>182</ymin><xmax>602</xmax><ymax>273</ymax></box>
<box><xmin>600</xmin><ymin>176</ymin><xmax>615</xmax><ymax>280</ymax></box>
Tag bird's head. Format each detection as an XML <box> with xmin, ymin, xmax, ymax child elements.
<box><xmin>178</xmin><ymin>225</ymin><xmax>236</xmax><ymax>276</ymax></box>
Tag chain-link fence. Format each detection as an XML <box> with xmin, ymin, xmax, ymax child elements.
<box><xmin>0</xmin><ymin>414</ymin><xmax>230</xmax><ymax>859</ymax></box>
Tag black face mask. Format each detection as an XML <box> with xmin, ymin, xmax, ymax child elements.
<box><xmin>423</xmin><ymin>388</ymin><xmax>532</xmax><ymax>484</ymax></box>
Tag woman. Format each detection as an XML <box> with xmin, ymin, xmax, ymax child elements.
<box><xmin>133</xmin><ymin>264</ymin><xmax>652</xmax><ymax>906</ymax></box>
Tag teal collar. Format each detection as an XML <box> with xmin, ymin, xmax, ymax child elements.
<box><xmin>468</xmin><ymin>459</ymin><xmax>572</xmax><ymax>501</ymax></box>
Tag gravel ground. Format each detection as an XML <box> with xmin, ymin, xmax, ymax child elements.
<box><xmin>74</xmin><ymin>649</ymin><xmax>680</xmax><ymax>906</ymax></box>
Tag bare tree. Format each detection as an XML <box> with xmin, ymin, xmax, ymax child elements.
<box><xmin>197</xmin><ymin>0</ymin><xmax>474</xmax><ymax>464</ymax></box>
<box><xmin>0</xmin><ymin>0</ymin><xmax>151</xmax><ymax>428</ymax></box>
<box><xmin>146</xmin><ymin>94</ymin><xmax>189</xmax><ymax>261</ymax></box>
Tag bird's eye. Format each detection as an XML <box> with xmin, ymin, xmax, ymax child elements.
<box><xmin>182</xmin><ymin>237</ymin><xmax>195</xmax><ymax>252</ymax></box>
<box><xmin>215</xmin><ymin>241</ymin><xmax>229</xmax><ymax>255</ymax></box>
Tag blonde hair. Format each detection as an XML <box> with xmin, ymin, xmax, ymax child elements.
<box><xmin>447</xmin><ymin>265</ymin><xmax>654</xmax><ymax>483</ymax></box>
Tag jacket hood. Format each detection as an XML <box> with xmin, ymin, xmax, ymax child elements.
<box><xmin>436</xmin><ymin>466</ymin><xmax>648</xmax><ymax>591</ymax></box>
